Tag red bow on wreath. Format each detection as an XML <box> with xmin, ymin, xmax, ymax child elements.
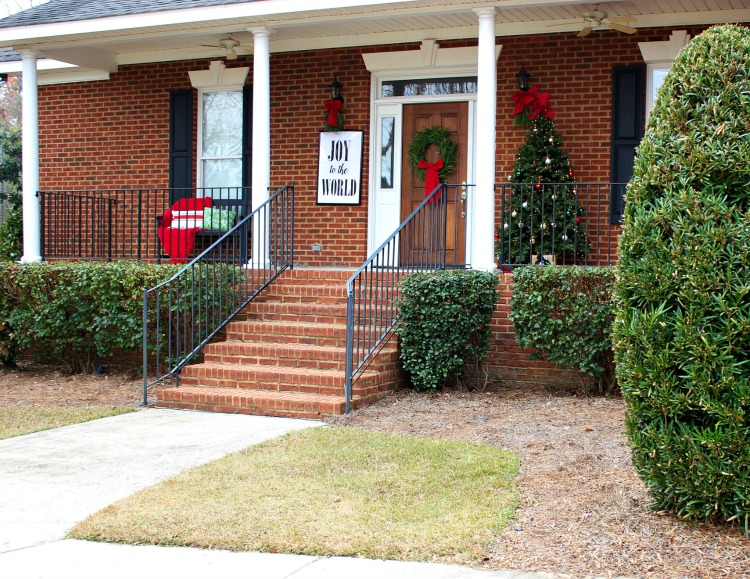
<box><xmin>323</xmin><ymin>99</ymin><xmax>342</xmax><ymax>128</ymax></box>
<box><xmin>417</xmin><ymin>158</ymin><xmax>443</xmax><ymax>203</ymax></box>
<box><xmin>512</xmin><ymin>85</ymin><xmax>556</xmax><ymax>124</ymax></box>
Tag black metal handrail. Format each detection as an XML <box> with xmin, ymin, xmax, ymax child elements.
<box><xmin>142</xmin><ymin>184</ymin><xmax>294</xmax><ymax>403</ymax></box>
<box><xmin>343</xmin><ymin>183</ymin><xmax>472</xmax><ymax>413</ymax></box>
<box><xmin>38</xmin><ymin>187</ymin><xmax>251</xmax><ymax>262</ymax></box>
<box><xmin>497</xmin><ymin>182</ymin><xmax>624</xmax><ymax>269</ymax></box>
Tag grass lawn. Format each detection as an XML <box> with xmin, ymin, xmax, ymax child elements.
<box><xmin>0</xmin><ymin>406</ymin><xmax>137</xmax><ymax>440</ymax></box>
<box><xmin>71</xmin><ymin>426</ymin><xmax>520</xmax><ymax>564</ymax></box>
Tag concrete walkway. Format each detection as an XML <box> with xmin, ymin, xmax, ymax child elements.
<box><xmin>0</xmin><ymin>408</ymin><xmax>562</xmax><ymax>579</ymax></box>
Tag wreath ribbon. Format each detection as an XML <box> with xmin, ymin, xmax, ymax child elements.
<box><xmin>323</xmin><ymin>99</ymin><xmax>342</xmax><ymax>127</ymax></box>
<box><xmin>417</xmin><ymin>158</ymin><xmax>444</xmax><ymax>203</ymax></box>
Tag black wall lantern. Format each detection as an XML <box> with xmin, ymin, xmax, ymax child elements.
<box><xmin>328</xmin><ymin>75</ymin><xmax>344</xmax><ymax>103</ymax></box>
<box><xmin>516</xmin><ymin>65</ymin><xmax>531</xmax><ymax>91</ymax></box>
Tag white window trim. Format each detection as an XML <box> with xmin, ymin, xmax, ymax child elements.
<box><xmin>639</xmin><ymin>31</ymin><xmax>691</xmax><ymax>119</ymax></box>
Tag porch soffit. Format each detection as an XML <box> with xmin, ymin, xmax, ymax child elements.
<box><xmin>0</xmin><ymin>0</ymin><xmax>747</xmax><ymax>76</ymax></box>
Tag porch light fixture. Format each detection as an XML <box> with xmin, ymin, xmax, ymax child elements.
<box><xmin>516</xmin><ymin>66</ymin><xmax>531</xmax><ymax>91</ymax></box>
<box><xmin>329</xmin><ymin>75</ymin><xmax>344</xmax><ymax>103</ymax></box>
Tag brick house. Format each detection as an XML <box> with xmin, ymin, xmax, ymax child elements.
<box><xmin>0</xmin><ymin>1</ymin><xmax>746</xmax><ymax>417</ymax></box>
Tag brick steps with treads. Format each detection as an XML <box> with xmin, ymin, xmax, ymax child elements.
<box><xmin>156</xmin><ymin>268</ymin><xmax>405</xmax><ymax>418</ymax></box>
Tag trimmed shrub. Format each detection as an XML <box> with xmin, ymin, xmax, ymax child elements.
<box><xmin>614</xmin><ymin>24</ymin><xmax>750</xmax><ymax>531</ymax></box>
<box><xmin>0</xmin><ymin>204</ymin><xmax>22</xmax><ymax>262</ymax></box>
<box><xmin>397</xmin><ymin>270</ymin><xmax>498</xmax><ymax>390</ymax></box>
<box><xmin>511</xmin><ymin>266</ymin><xmax>617</xmax><ymax>394</ymax></box>
<box><xmin>0</xmin><ymin>261</ymin><xmax>181</xmax><ymax>372</ymax></box>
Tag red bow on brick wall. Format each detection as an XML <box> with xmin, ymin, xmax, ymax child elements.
<box><xmin>324</xmin><ymin>99</ymin><xmax>342</xmax><ymax>127</ymax></box>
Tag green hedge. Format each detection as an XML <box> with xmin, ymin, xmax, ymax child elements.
<box><xmin>0</xmin><ymin>261</ymin><xmax>181</xmax><ymax>372</ymax></box>
<box><xmin>396</xmin><ymin>270</ymin><xmax>498</xmax><ymax>390</ymax></box>
<box><xmin>614</xmin><ymin>24</ymin><xmax>750</xmax><ymax>532</ymax></box>
<box><xmin>510</xmin><ymin>266</ymin><xmax>617</xmax><ymax>394</ymax></box>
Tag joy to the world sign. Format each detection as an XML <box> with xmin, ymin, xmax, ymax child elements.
<box><xmin>317</xmin><ymin>130</ymin><xmax>363</xmax><ymax>205</ymax></box>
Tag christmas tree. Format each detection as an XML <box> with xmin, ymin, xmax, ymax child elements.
<box><xmin>496</xmin><ymin>114</ymin><xmax>589</xmax><ymax>265</ymax></box>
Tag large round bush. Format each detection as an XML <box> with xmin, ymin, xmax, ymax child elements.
<box><xmin>614</xmin><ymin>24</ymin><xmax>750</xmax><ymax>531</ymax></box>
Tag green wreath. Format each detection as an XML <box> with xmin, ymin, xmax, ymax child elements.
<box><xmin>408</xmin><ymin>127</ymin><xmax>458</xmax><ymax>181</ymax></box>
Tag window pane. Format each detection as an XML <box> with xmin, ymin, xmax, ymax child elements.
<box><xmin>202</xmin><ymin>159</ymin><xmax>242</xmax><ymax>190</ymax></box>
<box><xmin>381</xmin><ymin>77</ymin><xmax>477</xmax><ymax>98</ymax></box>
<box><xmin>380</xmin><ymin>117</ymin><xmax>395</xmax><ymax>189</ymax></box>
<box><xmin>652</xmin><ymin>68</ymin><xmax>669</xmax><ymax>105</ymax></box>
<box><xmin>202</xmin><ymin>91</ymin><xmax>243</xmax><ymax>157</ymax></box>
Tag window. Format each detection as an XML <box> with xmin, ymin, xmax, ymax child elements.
<box><xmin>380</xmin><ymin>77</ymin><xmax>477</xmax><ymax>98</ymax></box>
<box><xmin>647</xmin><ymin>65</ymin><xmax>670</xmax><ymax>120</ymax></box>
<box><xmin>199</xmin><ymin>90</ymin><xmax>243</xmax><ymax>190</ymax></box>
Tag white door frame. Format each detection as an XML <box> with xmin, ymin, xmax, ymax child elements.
<box><xmin>367</xmin><ymin>71</ymin><xmax>477</xmax><ymax>260</ymax></box>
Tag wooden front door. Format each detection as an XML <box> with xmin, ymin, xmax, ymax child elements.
<box><xmin>401</xmin><ymin>102</ymin><xmax>468</xmax><ymax>266</ymax></box>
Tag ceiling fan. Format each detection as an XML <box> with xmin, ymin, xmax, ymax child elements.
<box><xmin>199</xmin><ymin>36</ymin><xmax>252</xmax><ymax>60</ymax></box>
<box><xmin>548</xmin><ymin>4</ymin><xmax>637</xmax><ymax>37</ymax></box>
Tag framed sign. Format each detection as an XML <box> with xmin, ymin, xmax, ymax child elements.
<box><xmin>317</xmin><ymin>130</ymin><xmax>363</xmax><ymax>205</ymax></box>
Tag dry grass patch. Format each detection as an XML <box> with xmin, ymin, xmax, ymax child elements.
<box><xmin>0</xmin><ymin>406</ymin><xmax>136</xmax><ymax>440</ymax></box>
<box><xmin>71</xmin><ymin>426</ymin><xmax>519</xmax><ymax>564</ymax></box>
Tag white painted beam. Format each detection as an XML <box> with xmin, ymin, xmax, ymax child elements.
<box><xmin>42</xmin><ymin>47</ymin><xmax>118</xmax><ymax>72</ymax></box>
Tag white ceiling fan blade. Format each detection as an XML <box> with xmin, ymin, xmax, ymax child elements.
<box><xmin>608</xmin><ymin>22</ymin><xmax>637</xmax><ymax>34</ymax></box>
<box><xmin>577</xmin><ymin>26</ymin><xmax>593</xmax><ymax>38</ymax></box>
<box><xmin>607</xmin><ymin>15</ymin><xmax>637</xmax><ymax>23</ymax></box>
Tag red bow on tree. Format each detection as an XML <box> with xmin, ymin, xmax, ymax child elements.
<box><xmin>512</xmin><ymin>85</ymin><xmax>556</xmax><ymax>124</ymax></box>
<box><xmin>324</xmin><ymin>99</ymin><xmax>342</xmax><ymax>128</ymax></box>
<box><xmin>417</xmin><ymin>158</ymin><xmax>443</xmax><ymax>203</ymax></box>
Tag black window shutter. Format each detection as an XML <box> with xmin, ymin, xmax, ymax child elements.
<box><xmin>242</xmin><ymin>85</ymin><xmax>253</xmax><ymax>192</ymax></box>
<box><xmin>169</xmin><ymin>89</ymin><xmax>193</xmax><ymax>205</ymax></box>
<box><xmin>610</xmin><ymin>65</ymin><xmax>645</xmax><ymax>224</ymax></box>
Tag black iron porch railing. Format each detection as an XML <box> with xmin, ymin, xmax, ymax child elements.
<box><xmin>344</xmin><ymin>183</ymin><xmax>472</xmax><ymax>413</ymax></box>
<box><xmin>497</xmin><ymin>182</ymin><xmax>624</xmax><ymax>269</ymax></box>
<box><xmin>142</xmin><ymin>184</ymin><xmax>294</xmax><ymax>403</ymax></box>
<box><xmin>37</xmin><ymin>187</ymin><xmax>251</xmax><ymax>262</ymax></box>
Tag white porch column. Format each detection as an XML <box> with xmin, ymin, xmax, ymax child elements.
<box><xmin>20</xmin><ymin>50</ymin><xmax>41</xmax><ymax>263</ymax></box>
<box><xmin>472</xmin><ymin>8</ymin><xmax>498</xmax><ymax>271</ymax></box>
<box><xmin>251</xmin><ymin>27</ymin><xmax>271</xmax><ymax>266</ymax></box>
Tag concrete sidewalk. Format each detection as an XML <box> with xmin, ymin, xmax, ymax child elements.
<box><xmin>0</xmin><ymin>408</ymin><xmax>561</xmax><ymax>579</ymax></box>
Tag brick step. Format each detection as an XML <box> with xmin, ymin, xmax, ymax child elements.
<box><xmin>156</xmin><ymin>386</ymin><xmax>353</xmax><ymax>418</ymax></box>
<box><xmin>180</xmin><ymin>362</ymin><xmax>388</xmax><ymax>397</ymax></box>
<box><xmin>203</xmin><ymin>341</ymin><xmax>399</xmax><ymax>372</ymax></box>
<box><xmin>240</xmin><ymin>301</ymin><xmax>349</xmax><ymax>324</ymax></box>
<box><xmin>256</xmin><ymin>283</ymin><xmax>349</xmax><ymax>304</ymax></box>
<box><xmin>226</xmin><ymin>320</ymin><xmax>347</xmax><ymax>347</ymax></box>
<box><xmin>276</xmin><ymin>269</ymin><xmax>355</xmax><ymax>284</ymax></box>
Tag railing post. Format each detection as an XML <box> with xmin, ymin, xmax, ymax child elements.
<box><xmin>137</xmin><ymin>189</ymin><xmax>143</xmax><ymax>262</ymax></box>
<box><xmin>290</xmin><ymin>183</ymin><xmax>295</xmax><ymax>269</ymax></box>
<box><xmin>106</xmin><ymin>198</ymin><xmax>113</xmax><ymax>262</ymax></box>
<box><xmin>142</xmin><ymin>286</ymin><xmax>149</xmax><ymax>407</ymax></box>
<box><xmin>37</xmin><ymin>191</ymin><xmax>45</xmax><ymax>261</ymax></box>
<box><xmin>344</xmin><ymin>282</ymin><xmax>355</xmax><ymax>414</ymax></box>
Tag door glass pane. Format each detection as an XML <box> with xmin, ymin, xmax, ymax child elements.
<box><xmin>380</xmin><ymin>117</ymin><xmax>395</xmax><ymax>189</ymax></box>
<box><xmin>202</xmin><ymin>91</ymin><xmax>243</xmax><ymax>157</ymax></box>
<box><xmin>202</xmin><ymin>159</ymin><xmax>242</xmax><ymax>191</ymax></box>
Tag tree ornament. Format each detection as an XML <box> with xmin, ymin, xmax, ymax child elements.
<box><xmin>549</xmin><ymin>137</ymin><xmax>554</xmax><ymax>143</ymax></box>
<box><xmin>550</xmin><ymin>222</ymin><xmax>556</xmax><ymax>228</ymax></box>
<box><xmin>531</xmin><ymin>236</ymin><xmax>536</xmax><ymax>245</ymax></box>
<box><xmin>545</xmin><ymin>157</ymin><xmax>552</xmax><ymax>165</ymax></box>
<box><xmin>568</xmin><ymin>170</ymin><xmax>574</xmax><ymax>178</ymax></box>
<box><xmin>578</xmin><ymin>207</ymin><xmax>585</xmax><ymax>215</ymax></box>
<box><xmin>535</xmin><ymin>183</ymin><xmax>542</xmax><ymax>190</ymax></box>
<box><xmin>575</xmin><ymin>216</ymin><xmax>581</xmax><ymax>224</ymax></box>
<box><xmin>541</xmin><ymin>222</ymin><xmax>547</xmax><ymax>230</ymax></box>
<box><xmin>511</xmin><ymin>210</ymin><xmax>518</xmax><ymax>218</ymax></box>
<box><xmin>561</xmin><ymin>234</ymin><xmax>568</xmax><ymax>241</ymax></box>
<box><xmin>503</xmin><ymin>222</ymin><xmax>509</xmax><ymax>230</ymax></box>
<box><xmin>521</xmin><ymin>202</ymin><xmax>528</xmax><ymax>209</ymax></box>
<box><xmin>508</xmin><ymin>174</ymin><xmax>513</xmax><ymax>181</ymax></box>
<box><xmin>551</xmin><ymin>194</ymin><xmax>557</xmax><ymax>200</ymax></box>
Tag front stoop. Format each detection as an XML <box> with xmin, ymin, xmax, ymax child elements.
<box><xmin>156</xmin><ymin>268</ymin><xmax>405</xmax><ymax>418</ymax></box>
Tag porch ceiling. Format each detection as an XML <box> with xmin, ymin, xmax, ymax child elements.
<box><xmin>0</xmin><ymin>0</ymin><xmax>747</xmax><ymax>74</ymax></box>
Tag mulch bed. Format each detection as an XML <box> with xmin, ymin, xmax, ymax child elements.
<box><xmin>2</xmin><ymin>364</ymin><xmax>748</xmax><ymax>578</ymax></box>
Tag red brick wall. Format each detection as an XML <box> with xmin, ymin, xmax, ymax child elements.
<box><xmin>489</xmin><ymin>275</ymin><xmax>584</xmax><ymax>386</ymax></box>
<box><xmin>37</xmin><ymin>26</ymin><xmax>707</xmax><ymax>267</ymax></box>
